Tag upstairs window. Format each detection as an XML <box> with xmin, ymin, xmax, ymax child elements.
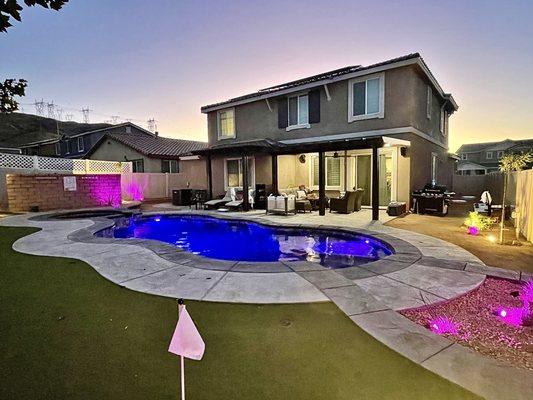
<box><xmin>348</xmin><ymin>73</ymin><xmax>384</xmax><ymax>122</ymax></box>
<box><xmin>288</xmin><ymin>94</ymin><xmax>309</xmax><ymax>128</ymax></box>
<box><xmin>217</xmin><ymin>108</ymin><xmax>235</xmax><ymax>139</ymax></box>
<box><xmin>461</xmin><ymin>153</ymin><xmax>468</xmax><ymax>160</ymax></box>
<box><xmin>426</xmin><ymin>86</ymin><xmax>432</xmax><ymax>119</ymax></box>
<box><xmin>440</xmin><ymin>109</ymin><xmax>447</xmax><ymax>134</ymax></box>
<box><xmin>55</xmin><ymin>142</ymin><xmax>60</xmax><ymax>155</ymax></box>
<box><xmin>77</xmin><ymin>137</ymin><xmax>84</xmax><ymax>152</ymax></box>
<box><xmin>65</xmin><ymin>140</ymin><xmax>71</xmax><ymax>154</ymax></box>
<box><xmin>486</xmin><ymin>151</ymin><xmax>493</xmax><ymax>159</ymax></box>
<box><xmin>161</xmin><ymin>159</ymin><xmax>179</xmax><ymax>173</ymax></box>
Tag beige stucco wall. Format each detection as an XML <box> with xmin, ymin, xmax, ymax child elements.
<box><xmin>89</xmin><ymin>138</ymin><xmax>163</xmax><ymax>172</ymax></box>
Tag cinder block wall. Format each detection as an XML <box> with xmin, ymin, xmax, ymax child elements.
<box><xmin>6</xmin><ymin>174</ymin><xmax>121</xmax><ymax>212</ymax></box>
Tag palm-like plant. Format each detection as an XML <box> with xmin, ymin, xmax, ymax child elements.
<box><xmin>498</xmin><ymin>152</ymin><xmax>533</xmax><ymax>244</ymax></box>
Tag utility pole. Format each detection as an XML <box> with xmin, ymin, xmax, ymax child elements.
<box><xmin>81</xmin><ymin>108</ymin><xmax>91</xmax><ymax>123</ymax></box>
<box><xmin>34</xmin><ymin>99</ymin><xmax>45</xmax><ymax>116</ymax></box>
<box><xmin>47</xmin><ymin>102</ymin><xmax>55</xmax><ymax>119</ymax></box>
<box><xmin>55</xmin><ymin>107</ymin><xmax>63</xmax><ymax>121</ymax></box>
<box><xmin>147</xmin><ymin>118</ymin><xmax>157</xmax><ymax>132</ymax></box>
<box><xmin>65</xmin><ymin>113</ymin><xmax>74</xmax><ymax>121</ymax></box>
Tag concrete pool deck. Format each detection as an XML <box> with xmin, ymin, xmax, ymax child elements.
<box><xmin>1</xmin><ymin>209</ymin><xmax>531</xmax><ymax>399</ymax></box>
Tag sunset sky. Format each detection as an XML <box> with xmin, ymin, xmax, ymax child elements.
<box><xmin>1</xmin><ymin>0</ymin><xmax>532</xmax><ymax>151</ymax></box>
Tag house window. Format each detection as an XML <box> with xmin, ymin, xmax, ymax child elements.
<box><xmin>440</xmin><ymin>109</ymin><xmax>446</xmax><ymax>134</ymax></box>
<box><xmin>65</xmin><ymin>140</ymin><xmax>71</xmax><ymax>154</ymax></box>
<box><xmin>161</xmin><ymin>159</ymin><xmax>179</xmax><ymax>173</ymax></box>
<box><xmin>225</xmin><ymin>158</ymin><xmax>254</xmax><ymax>188</ymax></box>
<box><xmin>431</xmin><ymin>153</ymin><xmax>438</xmax><ymax>184</ymax></box>
<box><xmin>426</xmin><ymin>86</ymin><xmax>432</xmax><ymax>119</ymax></box>
<box><xmin>55</xmin><ymin>142</ymin><xmax>60</xmax><ymax>155</ymax></box>
<box><xmin>311</xmin><ymin>155</ymin><xmax>341</xmax><ymax>188</ymax></box>
<box><xmin>497</xmin><ymin>151</ymin><xmax>504</xmax><ymax>158</ymax></box>
<box><xmin>486</xmin><ymin>151</ymin><xmax>493</xmax><ymax>159</ymax></box>
<box><xmin>287</xmin><ymin>94</ymin><xmax>309</xmax><ymax>128</ymax></box>
<box><xmin>77</xmin><ymin>137</ymin><xmax>84</xmax><ymax>152</ymax></box>
<box><xmin>131</xmin><ymin>159</ymin><xmax>144</xmax><ymax>173</ymax></box>
<box><xmin>125</xmin><ymin>125</ymin><xmax>132</xmax><ymax>133</ymax></box>
<box><xmin>348</xmin><ymin>73</ymin><xmax>384</xmax><ymax>122</ymax></box>
<box><xmin>217</xmin><ymin>108</ymin><xmax>235</xmax><ymax>139</ymax></box>
<box><xmin>461</xmin><ymin>153</ymin><xmax>467</xmax><ymax>160</ymax></box>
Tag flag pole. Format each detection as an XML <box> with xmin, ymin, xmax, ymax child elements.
<box><xmin>178</xmin><ymin>298</ymin><xmax>185</xmax><ymax>400</ymax></box>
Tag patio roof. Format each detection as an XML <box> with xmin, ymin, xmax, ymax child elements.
<box><xmin>193</xmin><ymin>136</ymin><xmax>385</xmax><ymax>157</ymax></box>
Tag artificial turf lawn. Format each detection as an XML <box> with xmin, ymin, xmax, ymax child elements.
<box><xmin>0</xmin><ymin>227</ymin><xmax>481</xmax><ymax>400</ymax></box>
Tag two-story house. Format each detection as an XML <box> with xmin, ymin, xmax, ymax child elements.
<box><xmin>196</xmin><ymin>53</ymin><xmax>458</xmax><ymax>219</ymax></box>
<box><xmin>456</xmin><ymin>139</ymin><xmax>533</xmax><ymax>175</ymax></box>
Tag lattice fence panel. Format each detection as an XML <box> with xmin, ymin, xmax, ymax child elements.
<box><xmin>0</xmin><ymin>153</ymin><xmax>35</xmax><ymax>169</ymax></box>
<box><xmin>87</xmin><ymin>160</ymin><xmax>129</xmax><ymax>174</ymax></box>
<box><xmin>36</xmin><ymin>156</ymin><xmax>75</xmax><ymax>172</ymax></box>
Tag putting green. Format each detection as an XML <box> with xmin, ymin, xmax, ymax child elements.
<box><xmin>0</xmin><ymin>226</ymin><xmax>479</xmax><ymax>400</ymax></box>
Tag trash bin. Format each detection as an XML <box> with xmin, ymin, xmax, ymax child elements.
<box><xmin>172</xmin><ymin>190</ymin><xmax>181</xmax><ymax>206</ymax></box>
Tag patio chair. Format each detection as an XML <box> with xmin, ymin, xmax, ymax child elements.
<box><xmin>266</xmin><ymin>195</ymin><xmax>296</xmax><ymax>215</ymax></box>
<box><xmin>189</xmin><ymin>190</ymin><xmax>208</xmax><ymax>210</ymax></box>
<box><xmin>353</xmin><ymin>188</ymin><xmax>365</xmax><ymax>211</ymax></box>
<box><xmin>225</xmin><ymin>189</ymin><xmax>255</xmax><ymax>210</ymax></box>
<box><xmin>204</xmin><ymin>187</ymin><xmax>235</xmax><ymax>209</ymax></box>
<box><xmin>329</xmin><ymin>191</ymin><xmax>357</xmax><ymax>214</ymax></box>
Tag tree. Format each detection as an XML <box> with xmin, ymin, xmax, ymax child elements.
<box><xmin>0</xmin><ymin>0</ymin><xmax>68</xmax><ymax>113</ymax></box>
<box><xmin>498</xmin><ymin>151</ymin><xmax>533</xmax><ymax>244</ymax></box>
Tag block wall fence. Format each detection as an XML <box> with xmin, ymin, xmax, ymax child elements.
<box><xmin>6</xmin><ymin>174</ymin><xmax>121</xmax><ymax>212</ymax></box>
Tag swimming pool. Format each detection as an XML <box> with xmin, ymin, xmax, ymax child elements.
<box><xmin>97</xmin><ymin>215</ymin><xmax>393</xmax><ymax>268</ymax></box>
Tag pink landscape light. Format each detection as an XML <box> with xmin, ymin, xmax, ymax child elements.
<box><xmin>428</xmin><ymin>316</ymin><xmax>458</xmax><ymax>335</ymax></box>
<box><xmin>467</xmin><ymin>226</ymin><xmax>479</xmax><ymax>235</ymax></box>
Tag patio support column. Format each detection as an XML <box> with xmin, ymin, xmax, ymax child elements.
<box><xmin>271</xmin><ymin>154</ymin><xmax>278</xmax><ymax>195</ymax></box>
<box><xmin>372</xmin><ymin>144</ymin><xmax>379</xmax><ymax>221</ymax></box>
<box><xmin>318</xmin><ymin>151</ymin><xmax>326</xmax><ymax>216</ymax></box>
<box><xmin>242</xmin><ymin>155</ymin><xmax>250</xmax><ymax>211</ymax></box>
<box><xmin>206</xmin><ymin>153</ymin><xmax>213</xmax><ymax>200</ymax></box>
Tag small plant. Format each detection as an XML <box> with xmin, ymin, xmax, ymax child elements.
<box><xmin>464</xmin><ymin>211</ymin><xmax>493</xmax><ymax>234</ymax></box>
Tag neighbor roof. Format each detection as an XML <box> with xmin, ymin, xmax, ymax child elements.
<box><xmin>94</xmin><ymin>131</ymin><xmax>207</xmax><ymax>159</ymax></box>
<box><xmin>457</xmin><ymin>139</ymin><xmax>533</xmax><ymax>154</ymax></box>
<box><xmin>201</xmin><ymin>53</ymin><xmax>457</xmax><ymax>113</ymax></box>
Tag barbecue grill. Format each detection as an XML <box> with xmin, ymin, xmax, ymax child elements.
<box><xmin>411</xmin><ymin>183</ymin><xmax>455</xmax><ymax>216</ymax></box>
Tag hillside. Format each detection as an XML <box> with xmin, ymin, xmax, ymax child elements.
<box><xmin>0</xmin><ymin>113</ymin><xmax>111</xmax><ymax>148</ymax></box>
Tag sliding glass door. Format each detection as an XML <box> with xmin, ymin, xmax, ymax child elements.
<box><xmin>378</xmin><ymin>153</ymin><xmax>393</xmax><ymax>206</ymax></box>
<box><xmin>350</xmin><ymin>149</ymin><xmax>395</xmax><ymax>207</ymax></box>
<box><xmin>355</xmin><ymin>155</ymin><xmax>371</xmax><ymax>206</ymax></box>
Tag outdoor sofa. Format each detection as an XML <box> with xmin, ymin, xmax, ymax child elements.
<box><xmin>266</xmin><ymin>195</ymin><xmax>297</xmax><ymax>215</ymax></box>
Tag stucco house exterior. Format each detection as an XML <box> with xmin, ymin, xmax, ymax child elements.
<box><xmin>196</xmin><ymin>53</ymin><xmax>458</xmax><ymax>218</ymax></box>
<box><xmin>456</xmin><ymin>139</ymin><xmax>533</xmax><ymax>175</ymax></box>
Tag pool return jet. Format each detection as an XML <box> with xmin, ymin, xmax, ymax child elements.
<box><xmin>168</xmin><ymin>298</ymin><xmax>205</xmax><ymax>400</ymax></box>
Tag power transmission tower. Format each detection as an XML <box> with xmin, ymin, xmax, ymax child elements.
<box><xmin>147</xmin><ymin>118</ymin><xmax>157</xmax><ymax>132</ymax></box>
<box><xmin>34</xmin><ymin>99</ymin><xmax>45</xmax><ymax>116</ymax></box>
<box><xmin>55</xmin><ymin>107</ymin><xmax>63</xmax><ymax>121</ymax></box>
<box><xmin>111</xmin><ymin>115</ymin><xmax>120</xmax><ymax>124</ymax></box>
<box><xmin>65</xmin><ymin>113</ymin><xmax>74</xmax><ymax>121</ymax></box>
<box><xmin>47</xmin><ymin>102</ymin><xmax>55</xmax><ymax>119</ymax></box>
<box><xmin>81</xmin><ymin>108</ymin><xmax>91</xmax><ymax>123</ymax></box>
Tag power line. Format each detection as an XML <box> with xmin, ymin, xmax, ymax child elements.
<box><xmin>80</xmin><ymin>108</ymin><xmax>92</xmax><ymax>124</ymax></box>
<box><xmin>147</xmin><ymin>118</ymin><xmax>157</xmax><ymax>132</ymax></box>
<box><xmin>47</xmin><ymin>102</ymin><xmax>55</xmax><ymax>119</ymax></box>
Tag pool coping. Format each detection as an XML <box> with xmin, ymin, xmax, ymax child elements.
<box><xmin>4</xmin><ymin>210</ymin><xmax>532</xmax><ymax>399</ymax></box>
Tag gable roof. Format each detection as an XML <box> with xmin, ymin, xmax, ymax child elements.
<box><xmin>457</xmin><ymin>139</ymin><xmax>533</xmax><ymax>154</ymax></box>
<box><xmin>91</xmin><ymin>131</ymin><xmax>207</xmax><ymax>159</ymax></box>
<box><xmin>201</xmin><ymin>53</ymin><xmax>457</xmax><ymax>113</ymax></box>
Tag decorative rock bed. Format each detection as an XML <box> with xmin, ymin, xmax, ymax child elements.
<box><xmin>401</xmin><ymin>277</ymin><xmax>533</xmax><ymax>370</ymax></box>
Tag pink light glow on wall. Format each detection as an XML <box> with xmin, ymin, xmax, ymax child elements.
<box><xmin>124</xmin><ymin>181</ymin><xmax>144</xmax><ymax>201</ymax></box>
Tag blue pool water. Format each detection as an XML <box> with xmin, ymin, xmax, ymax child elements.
<box><xmin>97</xmin><ymin>215</ymin><xmax>392</xmax><ymax>268</ymax></box>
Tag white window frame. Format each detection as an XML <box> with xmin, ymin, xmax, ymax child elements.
<box><xmin>439</xmin><ymin>108</ymin><xmax>446</xmax><ymax>134</ymax></box>
<box><xmin>224</xmin><ymin>157</ymin><xmax>255</xmax><ymax>190</ymax></box>
<box><xmin>55</xmin><ymin>142</ymin><xmax>60</xmax><ymax>155</ymax></box>
<box><xmin>309</xmin><ymin>154</ymin><xmax>344</xmax><ymax>190</ymax></box>
<box><xmin>217</xmin><ymin>108</ymin><xmax>236</xmax><ymax>140</ymax></box>
<box><xmin>486</xmin><ymin>151</ymin><xmax>493</xmax><ymax>159</ymax></box>
<box><xmin>348</xmin><ymin>72</ymin><xmax>385</xmax><ymax>122</ymax></box>
<box><xmin>286</xmin><ymin>93</ymin><xmax>310</xmax><ymax>131</ymax></box>
<box><xmin>426</xmin><ymin>86</ymin><xmax>432</xmax><ymax>119</ymax></box>
<box><xmin>461</xmin><ymin>153</ymin><xmax>468</xmax><ymax>160</ymax></box>
<box><xmin>65</xmin><ymin>140</ymin><xmax>71</xmax><ymax>155</ymax></box>
<box><xmin>77</xmin><ymin>137</ymin><xmax>84</xmax><ymax>152</ymax></box>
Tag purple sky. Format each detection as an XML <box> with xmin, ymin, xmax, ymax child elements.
<box><xmin>1</xmin><ymin>0</ymin><xmax>532</xmax><ymax>150</ymax></box>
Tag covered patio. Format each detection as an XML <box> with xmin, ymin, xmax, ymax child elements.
<box><xmin>194</xmin><ymin>135</ymin><xmax>410</xmax><ymax>220</ymax></box>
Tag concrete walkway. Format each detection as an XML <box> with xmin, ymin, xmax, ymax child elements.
<box><xmin>1</xmin><ymin>210</ymin><xmax>531</xmax><ymax>399</ymax></box>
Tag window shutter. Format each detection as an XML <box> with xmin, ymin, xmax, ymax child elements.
<box><xmin>277</xmin><ymin>97</ymin><xmax>288</xmax><ymax>129</ymax></box>
<box><xmin>308</xmin><ymin>89</ymin><xmax>320</xmax><ymax>124</ymax></box>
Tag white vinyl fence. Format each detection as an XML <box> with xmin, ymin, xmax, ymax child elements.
<box><xmin>0</xmin><ymin>152</ymin><xmax>132</xmax><ymax>174</ymax></box>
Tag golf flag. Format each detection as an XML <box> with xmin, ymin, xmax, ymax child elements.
<box><xmin>168</xmin><ymin>305</ymin><xmax>205</xmax><ymax>360</ymax></box>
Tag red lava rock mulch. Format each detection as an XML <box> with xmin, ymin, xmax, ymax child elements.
<box><xmin>400</xmin><ymin>277</ymin><xmax>533</xmax><ymax>370</ymax></box>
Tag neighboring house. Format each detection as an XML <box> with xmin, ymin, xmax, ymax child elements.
<box><xmin>196</xmin><ymin>53</ymin><xmax>458</xmax><ymax>218</ymax></box>
<box><xmin>456</xmin><ymin>139</ymin><xmax>533</xmax><ymax>175</ymax></box>
<box><xmin>86</xmin><ymin>128</ymin><xmax>207</xmax><ymax>173</ymax></box>
<box><xmin>19</xmin><ymin>122</ymin><xmax>153</xmax><ymax>158</ymax></box>
<box><xmin>0</xmin><ymin>147</ymin><xmax>21</xmax><ymax>154</ymax></box>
